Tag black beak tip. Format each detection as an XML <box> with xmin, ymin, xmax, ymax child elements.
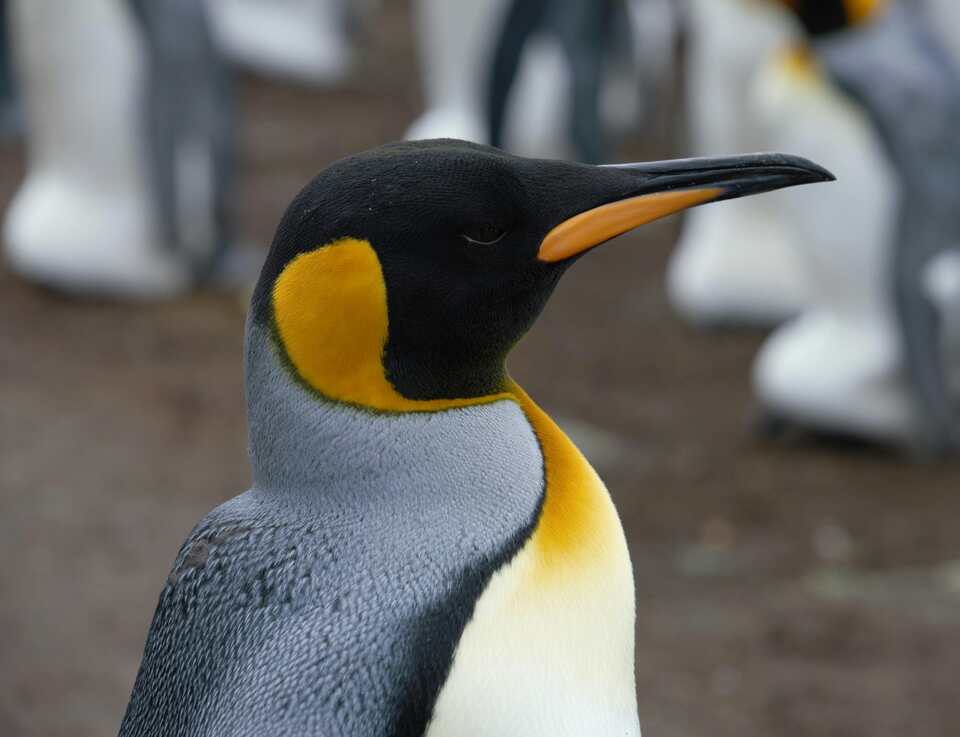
<box><xmin>761</xmin><ymin>152</ymin><xmax>837</xmax><ymax>183</ymax></box>
<box><xmin>714</xmin><ymin>152</ymin><xmax>837</xmax><ymax>200</ymax></box>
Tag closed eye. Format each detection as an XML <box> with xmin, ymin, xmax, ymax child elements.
<box><xmin>461</xmin><ymin>224</ymin><xmax>508</xmax><ymax>246</ymax></box>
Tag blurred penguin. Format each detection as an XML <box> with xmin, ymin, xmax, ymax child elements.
<box><xmin>4</xmin><ymin>0</ymin><xmax>235</xmax><ymax>298</ymax></box>
<box><xmin>207</xmin><ymin>0</ymin><xmax>372</xmax><ymax>86</ymax></box>
<box><xmin>405</xmin><ymin>0</ymin><xmax>512</xmax><ymax>143</ymax></box>
<box><xmin>488</xmin><ymin>0</ymin><xmax>674</xmax><ymax>163</ymax></box>
<box><xmin>754</xmin><ymin>0</ymin><xmax>960</xmax><ymax>453</ymax></box>
<box><xmin>668</xmin><ymin>0</ymin><xmax>807</xmax><ymax>326</ymax></box>
<box><xmin>925</xmin><ymin>0</ymin><xmax>960</xmax><ymax>65</ymax></box>
<box><xmin>407</xmin><ymin>0</ymin><xmax>676</xmax><ymax>162</ymax></box>
<box><xmin>488</xmin><ymin>0</ymin><xmax>618</xmax><ymax>163</ymax></box>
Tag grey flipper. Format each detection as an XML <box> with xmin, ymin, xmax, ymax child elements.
<box><xmin>127</xmin><ymin>0</ymin><xmax>235</xmax><ymax>283</ymax></box>
<box><xmin>816</xmin><ymin>4</ymin><xmax>960</xmax><ymax>454</ymax></box>
<box><xmin>487</xmin><ymin>0</ymin><xmax>622</xmax><ymax>163</ymax></box>
<box><xmin>117</xmin><ymin>322</ymin><xmax>546</xmax><ymax>737</ymax></box>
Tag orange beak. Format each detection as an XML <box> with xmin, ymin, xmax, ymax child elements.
<box><xmin>537</xmin><ymin>153</ymin><xmax>834</xmax><ymax>263</ymax></box>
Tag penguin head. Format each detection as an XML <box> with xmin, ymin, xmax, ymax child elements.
<box><xmin>252</xmin><ymin>139</ymin><xmax>832</xmax><ymax>412</ymax></box>
<box><xmin>776</xmin><ymin>0</ymin><xmax>887</xmax><ymax>36</ymax></box>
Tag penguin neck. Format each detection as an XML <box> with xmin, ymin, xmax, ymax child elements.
<box><xmin>244</xmin><ymin>317</ymin><xmax>527</xmax><ymax>494</ymax></box>
<box><xmin>380</xmin><ymin>324</ymin><xmax>511</xmax><ymax>401</ymax></box>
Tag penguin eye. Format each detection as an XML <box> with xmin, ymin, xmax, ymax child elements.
<box><xmin>460</xmin><ymin>224</ymin><xmax>508</xmax><ymax>246</ymax></box>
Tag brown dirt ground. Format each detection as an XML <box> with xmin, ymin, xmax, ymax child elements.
<box><xmin>1</xmin><ymin>3</ymin><xmax>959</xmax><ymax>736</ymax></box>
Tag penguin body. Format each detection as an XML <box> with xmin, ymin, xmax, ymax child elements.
<box><xmin>120</xmin><ymin>140</ymin><xmax>832</xmax><ymax>735</ymax></box>
<box><xmin>3</xmin><ymin>0</ymin><xmax>233</xmax><ymax>297</ymax></box>
<box><xmin>925</xmin><ymin>0</ymin><xmax>960</xmax><ymax>64</ymax></box>
<box><xmin>207</xmin><ymin>0</ymin><xmax>361</xmax><ymax>86</ymax></box>
<box><xmin>121</xmin><ymin>324</ymin><xmax>636</xmax><ymax>736</ymax></box>
<box><xmin>667</xmin><ymin>0</ymin><xmax>808</xmax><ymax>326</ymax></box>
<box><xmin>750</xmin><ymin>37</ymin><xmax>906</xmax><ymax>442</ymax></box>
<box><xmin>129</xmin><ymin>0</ymin><xmax>235</xmax><ymax>284</ymax></box>
<box><xmin>819</xmin><ymin>2</ymin><xmax>960</xmax><ymax>452</ymax></box>
<box><xmin>490</xmin><ymin>0</ymin><xmax>679</xmax><ymax>164</ymax></box>
<box><xmin>406</xmin><ymin>0</ymin><xmax>667</xmax><ymax>163</ymax></box>
<box><xmin>405</xmin><ymin>0</ymin><xmax>513</xmax><ymax>144</ymax></box>
<box><xmin>122</xmin><ymin>358</ymin><xmax>552</xmax><ymax>734</ymax></box>
<box><xmin>488</xmin><ymin>0</ymin><xmax>630</xmax><ymax>164</ymax></box>
<box><xmin>754</xmin><ymin>0</ymin><xmax>960</xmax><ymax>452</ymax></box>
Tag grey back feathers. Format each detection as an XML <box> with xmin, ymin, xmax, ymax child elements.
<box><xmin>118</xmin><ymin>321</ymin><xmax>546</xmax><ymax>737</ymax></box>
<box><xmin>816</xmin><ymin>4</ymin><xmax>960</xmax><ymax>453</ymax></box>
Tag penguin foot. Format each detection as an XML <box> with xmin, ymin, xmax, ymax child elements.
<box><xmin>753</xmin><ymin>312</ymin><xmax>920</xmax><ymax>449</ymax></box>
<box><xmin>3</xmin><ymin>184</ymin><xmax>191</xmax><ymax>299</ymax></box>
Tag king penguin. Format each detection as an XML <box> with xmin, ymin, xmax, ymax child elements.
<box><xmin>405</xmin><ymin>0</ymin><xmax>668</xmax><ymax>163</ymax></box>
<box><xmin>753</xmin><ymin>0</ymin><xmax>960</xmax><ymax>453</ymax></box>
<box><xmin>486</xmin><ymin>0</ymin><xmax>660</xmax><ymax>165</ymax></box>
<box><xmin>3</xmin><ymin>0</ymin><xmax>233</xmax><ymax>297</ymax></box>
<box><xmin>118</xmin><ymin>140</ymin><xmax>831</xmax><ymax>736</ymax></box>
<box><xmin>405</xmin><ymin>0</ymin><xmax>513</xmax><ymax>144</ymax></box>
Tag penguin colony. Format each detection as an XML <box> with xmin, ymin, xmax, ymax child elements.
<box><xmin>118</xmin><ymin>140</ymin><xmax>831</xmax><ymax>736</ymax></box>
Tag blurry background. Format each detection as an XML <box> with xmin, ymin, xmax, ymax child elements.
<box><xmin>1</xmin><ymin>1</ymin><xmax>959</xmax><ymax>736</ymax></box>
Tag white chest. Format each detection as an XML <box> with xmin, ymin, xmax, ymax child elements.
<box><xmin>424</xmin><ymin>394</ymin><xmax>641</xmax><ymax>737</ymax></box>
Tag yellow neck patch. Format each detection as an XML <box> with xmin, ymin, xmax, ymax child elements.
<box><xmin>844</xmin><ymin>0</ymin><xmax>886</xmax><ymax>24</ymax></box>
<box><xmin>509</xmin><ymin>381</ymin><xmax>629</xmax><ymax>580</ymax></box>
<box><xmin>777</xmin><ymin>44</ymin><xmax>821</xmax><ymax>82</ymax></box>
<box><xmin>271</xmin><ymin>237</ymin><xmax>512</xmax><ymax>412</ymax></box>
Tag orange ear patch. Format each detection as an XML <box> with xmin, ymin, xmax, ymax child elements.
<box><xmin>272</xmin><ymin>238</ymin><xmax>511</xmax><ymax>412</ymax></box>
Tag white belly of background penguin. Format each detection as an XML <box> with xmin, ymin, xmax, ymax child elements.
<box><xmin>4</xmin><ymin>0</ymin><xmax>233</xmax><ymax>298</ymax></box>
<box><xmin>118</xmin><ymin>140</ymin><xmax>832</xmax><ymax>736</ymax></box>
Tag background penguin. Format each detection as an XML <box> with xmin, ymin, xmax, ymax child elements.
<box><xmin>750</xmin><ymin>0</ymin><xmax>903</xmax><ymax>443</ymax></box>
<box><xmin>925</xmin><ymin>0</ymin><xmax>960</xmax><ymax>64</ymax></box>
<box><xmin>3</xmin><ymin>0</ymin><xmax>235</xmax><ymax>297</ymax></box>
<box><xmin>487</xmin><ymin>0</ymin><xmax>668</xmax><ymax>164</ymax></box>
<box><xmin>667</xmin><ymin>0</ymin><xmax>808</xmax><ymax>326</ymax></box>
<box><xmin>406</xmin><ymin>0</ymin><xmax>673</xmax><ymax>161</ymax></box>
<box><xmin>404</xmin><ymin>0</ymin><xmax>513</xmax><ymax>143</ymax></box>
<box><xmin>753</xmin><ymin>0</ymin><xmax>960</xmax><ymax>453</ymax></box>
<box><xmin>118</xmin><ymin>139</ymin><xmax>831</xmax><ymax>736</ymax></box>
<box><xmin>206</xmin><ymin>0</ymin><xmax>374</xmax><ymax>86</ymax></box>
<box><xmin>128</xmin><ymin>0</ymin><xmax>235</xmax><ymax>285</ymax></box>
<box><xmin>487</xmin><ymin>0</ymin><xmax>616</xmax><ymax>163</ymax></box>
